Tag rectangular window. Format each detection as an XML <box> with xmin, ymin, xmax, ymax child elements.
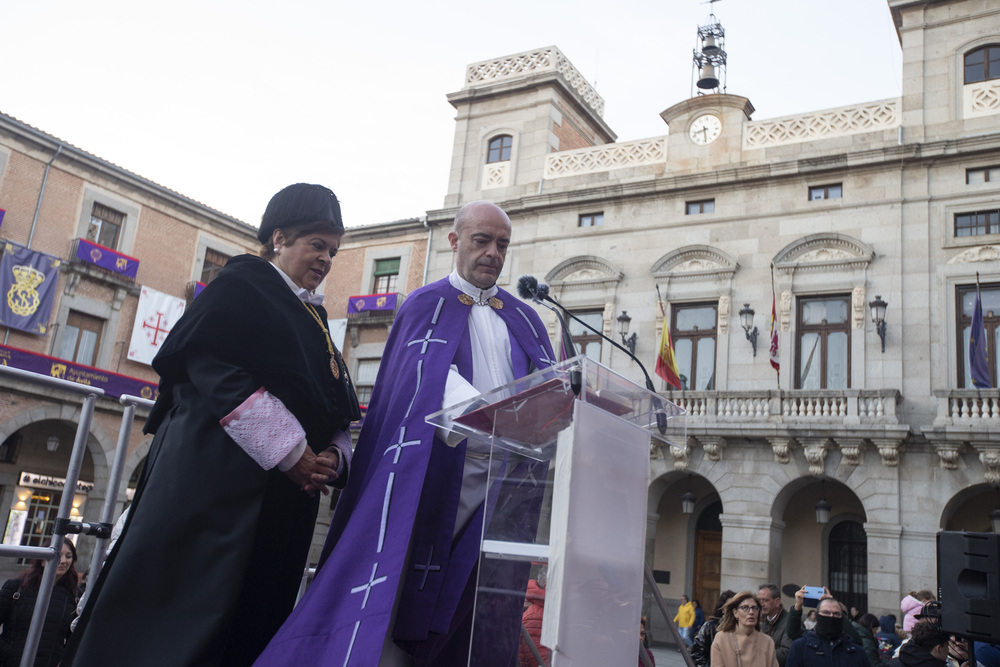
<box><xmin>87</xmin><ymin>203</ymin><xmax>125</xmax><ymax>249</ymax></box>
<box><xmin>809</xmin><ymin>184</ymin><xmax>843</xmax><ymax>201</ymax></box>
<box><xmin>578</xmin><ymin>213</ymin><xmax>604</xmax><ymax>228</ymax></box>
<box><xmin>957</xmin><ymin>283</ymin><xmax>1000</xmax><ymax>388</ymax></box>
<box><xmin>354</xmin><ymin>359</ymin><xmax>381</xmax><ymax>405</ymax></box>
<box><xmin>967</xmin><ymin>167</ymin><xmax>1000</xmax><ymax>184</ymax></box>
<box><xmin>373</xmin><ymin>258</ymin><xmax>401</xmax><ymax>294</ymax></box>
<box><xmin>672</xmin><ymin>303</ymin><xmax>717</xmax><ymax>391</ymax></box>
<box><xmin>568</xmin><ymin>311</ymin><xmax>604</xmax><ymax>361</ymax></box>
<box><xmin>796</xmin><ymin>295</ymin><xmax>850</xmax><ymax>389</ymax></box>
<box><xmin>200</xmin><ymin>248</ymin><xmax>230</xmax><ymax>284</ymax></box>
<box><xmin>18</xmin><ymin>488</ymin><xmax>62</xmax><ymax>556</ymax></box>
<box><xmin>955</xmin><ymin>210</ymin><xmax>1000</xmax><ymax>237</ymax></box>
<box><xmin>58</xmin><ymin>310</ymin><xmax>104</xmax><ymax>366</ymax></box>
<box><xmin>686</xmin><ymin>199</ymin><xmax>715</xmax><ymax>215</ymax></box>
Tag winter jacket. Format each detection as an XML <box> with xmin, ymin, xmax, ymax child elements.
<box><xmin>519</xmin><ymin>579</ymin><xmax>549</xmax><ymax>667</ymax></box>
<box><xmin>786</xmin><ymin>631</ymin><xmax>870</xmax><ymax>667</ymax></box>
<box><xmin>875</xmin><ymin>615</ymin><xmax>901</xmax><ymax>664</ymax></box>
<box><xmin>900</xmin><ymin>596</ymin><xmax>925</xmax><ymax>633</ymax></box>
<box><xmin>691</xmin><ymin>618</ymin><xmax>720</xmax><ymax>667</ymax></box>
<box><xmin>885</xmin><ymin>640</ymin><xmax>946</xmax><ymax>667</ymax></box>
<box><xmin>675</xmin><ymin>601</ymin><xmax>695</xmax><ymax>628</ymax></box>
<box><xmin>853</xmin><ymin>620</ymin><xmax>882</xmax><ymax>667</ymax></box>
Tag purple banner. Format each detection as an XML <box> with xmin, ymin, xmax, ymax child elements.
<box><xmin>0</xmin><ymin>242</ymin><xmax>61</xmax><ymax>335</ymax></box>
<box><xmin>0</xmin><ymin>344</ymin><xmax>159</xmax><ymax>401</ymax></box>
<box><xmin>75</xmin><ymin>238</ymin><xmax>139</xmax><ymax>279</ymax></box>
<box><xmin>193</xmin><ymin>281</ymin><xmax>206</xmax><ymax>299</ymax></box>
<box><xmin>347</xmin><ymin>292</ymin><xmax>399</xmax><ymax>314</ymax></box>
<box><xmin>0</xmin><ymin>209</ymin><xmax>5</xmax><ymax>227</ymax></box>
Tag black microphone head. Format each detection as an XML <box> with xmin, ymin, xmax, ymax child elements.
<box><xmin>516</xmin><ymin>275</ymin><xmax>539</xmax><ymax>300</ymax></box>
<box><xmin>535</xmin><ymin>283</ymin><xmax>550</xmax><ymax>302</ymax></box>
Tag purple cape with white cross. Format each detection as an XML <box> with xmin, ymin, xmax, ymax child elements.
<box><xmin>255</xmin><ymin>277</ymin><xmax>555</xmax><ymax>666</ymax></box>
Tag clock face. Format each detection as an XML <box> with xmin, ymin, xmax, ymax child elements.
<box><xmin>689</xmin><ymin>114</ymin><xmax>722</xmax><ymax>145</ymax></box>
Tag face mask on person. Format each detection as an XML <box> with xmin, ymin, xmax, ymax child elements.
<box><xmin>815</xmin><ymin>614</ymin><xmax>842</xmax><ymax>640</ymax></box>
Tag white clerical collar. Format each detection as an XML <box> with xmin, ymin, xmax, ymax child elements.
<box><xmin>269</xmin><ymin>261</ymin><xmax>325</xmax><ymax>306</ymax></box>
<box><xmin>449</xmin><ymin>269</ymin><xmax>498</xmax><ymax>305</ymax></box>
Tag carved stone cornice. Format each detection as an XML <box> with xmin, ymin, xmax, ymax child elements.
<box><xmin>800</xmin><ymin>437</ymin><xmax>832</xmax><ymax>475</ymax></box>
<box><xmin>932</xmin><ymin>441</ymin><xmax>964</xmax><ymax>470</ymax></box>
<box><xmin>766</xmin><ymin>436</ymin><xmax>795</xmax><ymax>464</ymax></box>
<box><xmin>835</xmin><ymin>438</ymin><xmax>865</xmax><ymax>466</ymax></box>
<box><xmin>651</xmin><ymin>245</ymin><xmax>739</xmax><ymax>282</ymax></box>
<box><xmin>546</xmin><ymin>255</ymin><xmax>624</xmax><ymax>290</ymax></box>
<box><xmin>970</xmin><ymin>442</ymin><xmax>1000</xmax><ymax>484</ymax></box>
<box><xmin>774</xmin><ymin>233</ymin><xmax>875</xmax><ymax>274</ymax></box>
<box><xmin>946</xmin><ymin>245</ymin><xmax>1000</xmax><ymax>264</ymax></box>
<box><xmin>670</xmin><ymin>438</ymin><xmax>693</xmax><ymax>470</ymax></box>
<box><xmin>869</xmin><ymin>437</ymin><xmax>905</xmax><ymax>467</ymax></box>
<box><xmin>698</xmin><ymin>435</ymin><xmax>727</xmax><ymax>462</ymax></box>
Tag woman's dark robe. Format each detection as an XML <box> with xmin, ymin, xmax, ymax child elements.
<box><xmin>64</xmin><ymin>255</ymin><xmax>359</xmax><ymax>666</ymax></box>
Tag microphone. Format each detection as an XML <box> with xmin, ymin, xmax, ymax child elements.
<box><xmin>518</xmin><ymin>276</ymin><xmax>581</xmax><ymax>394</ymax></box>
<box><xmin>517</xmin><ymin>275</ymin><xmax>667</xmax><ymax>434</ymax></box>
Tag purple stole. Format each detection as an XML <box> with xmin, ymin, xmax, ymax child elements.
<box><xmin>254</xmin><ymin>278</ymin><xmax>555</xmax><ymax>666</ymax></box>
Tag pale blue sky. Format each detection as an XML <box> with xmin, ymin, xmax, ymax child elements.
<box><xmin>3</xmin><ymin>0</ymin><xmax>902</xmax><ymax>229</ymax></box>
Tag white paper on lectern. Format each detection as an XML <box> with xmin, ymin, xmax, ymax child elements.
<box><xmin>541</xmin><ymin>399</ymin><xmax>651</xmax><ymax>666</ymax></box>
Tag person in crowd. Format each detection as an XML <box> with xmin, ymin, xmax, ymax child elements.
<box><xmin>65</xmin><ymin>183</ymin><xmax>361</xmax><ymax>666</ymax></box>
<box><xmin>694</xmin><ymin>599</ymin><xmax>706</xmax><ymax>635</ymax></box>
<box><xmin>787</xmin><ymin>587</ymin><xmax>863</xmax><ymax>646</ymax></box>
<box><xmin>885</xmin><ymin>620</ymin><xmax>949</xmax><ymax>667</ymax></box>
<box><xmin>901</xmin><ymin>591</ymin><xmax>936</xmax><ymax>634</ymax></box>
<box><xmin>256</xmin><ymin>201</ymin><xmax>556</xmax><ymax>666</ymax></box>
<box><xmin>710</xmin><ymin>591</ymin><xmax>778</xmax><ymax>667</ymax></box>
<box><xmin>973</xmin><ymin>643</ymin><xmax>1000</xmax><ymax>667</ymax></box>
<box><xmin>804</xmin><ymin>610</ymin><xmax>818</xmax><ymax>631</ymax></box>
<box><xmin>856</xmin><ymin>613</ymin><xmax>884</xmax><ymax>667</ymax></box>
<box><xmin>675</xmin><ymin>594</ymin><xmax>696</xmax><ymax>647</ymax></box>
<box><xmin>945</xmin><ymin>634</ymin><xmax>984</xmax><ymax>667</ymax></box>
<box><xmin>691</xmin><ymin>589</ymin><xmax>735</xmax><ymax>667</ymax></box>
<box><xmin>786</xmin><ymin>597</ymin><xmax>869</xmax><ymax>667</ymax></box>
<box><xmin>640</xmin><ymin>618</ymin><xmax>656</xmax><ymax>666</ymax></box>
<box><xmin>759</xmin><ymin>583</ymin><xmax>795</xmax><ymax>667</ymax></box>
<box><xmin>519</xmin><ymin>567</ymin><xmax>549</xmax><ymax>667</ymax></box>
<box><xmin>0</xmin><ymin>538</ymin><xmax>78</xmax><ymax>667</ymax></box>
<box><xmin>876</xmin><ymin>615</ymin><xmax>902</xmax><ymax>662</ymax></box>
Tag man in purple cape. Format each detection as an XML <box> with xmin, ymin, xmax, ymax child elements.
<box><xmin>256</xmin><ymin>201</ymin><xmax>556</xmax><ymax>666</ymax></box>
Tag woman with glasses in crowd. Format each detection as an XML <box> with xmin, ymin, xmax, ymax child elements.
<box><xmin>711</xmin><ymin>591</ymin><xmax>779</xmax><ymax>667</ymax></box>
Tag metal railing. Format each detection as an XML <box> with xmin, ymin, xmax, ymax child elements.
<box><xmin>0</xmin><ymin>365</ymin><xmax>152</xmax><ymax>667</ymax></box>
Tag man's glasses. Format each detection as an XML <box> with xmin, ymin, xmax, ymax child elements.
<box><xmin>817</xmin><ymin>610</ymin><xmax>843</xmax><ymax>618</ymax></box>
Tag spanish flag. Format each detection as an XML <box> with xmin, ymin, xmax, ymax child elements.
<box><xmin>655</xmin><ymin>316</ymin><xmax>682</xmax><ymax>389</ymax></box>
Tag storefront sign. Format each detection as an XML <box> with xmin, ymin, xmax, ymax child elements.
<box><xmin>19</xmin><ymin>471</ymin><xmax>94</xmax><ymax>494</ymax></box>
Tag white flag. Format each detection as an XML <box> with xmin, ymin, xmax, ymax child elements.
<box><xmin>127</xmin><ymin>286</ymin><xmax>186</xmax><ymax>366</ymax></box>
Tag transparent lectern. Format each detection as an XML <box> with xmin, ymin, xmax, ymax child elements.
<box><xmin>427</xmin><ymin>356</ymin><xmax>686</xmax><ymax>667</ymax></box>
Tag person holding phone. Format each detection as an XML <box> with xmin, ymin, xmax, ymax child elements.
<box><xmin>786</xmin><ymin>587</ymin><xmax>863</xmax><ymax>646</ymax></box>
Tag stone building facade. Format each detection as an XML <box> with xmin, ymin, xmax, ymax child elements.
<box><xmin>327</xmin><ymin>0</ymin><xmax>1000</xmax><ymax>635</ymax></box>
<box><xmin>0</xmin><ymin>112</ymin><xmax>259</xmax><ymax>576</ymax></box>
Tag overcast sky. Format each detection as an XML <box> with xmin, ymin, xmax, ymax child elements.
<box><xmin>5</xmin><ymin>1</ymin><xmax>902</xmax><ymax>230</ymax></box>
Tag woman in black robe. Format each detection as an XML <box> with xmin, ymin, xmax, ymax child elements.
<box><xmin>64</xmin><ymin>183</ymin><xmax>361</xmax><ymax>666</ymax></box>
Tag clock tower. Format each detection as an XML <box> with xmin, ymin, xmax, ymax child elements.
<box><xmin>659</xmin><ymin>94</ymin><xmax>755</xmax><ymax>170</ymax></box>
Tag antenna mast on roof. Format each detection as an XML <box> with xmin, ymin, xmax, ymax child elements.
<box><xmin>692</xmin><ymin>0</ymin><xmax>727</xmax><ymax>96</ymax></box>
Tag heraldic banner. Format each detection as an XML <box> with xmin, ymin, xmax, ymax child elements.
<box><xmin>0</xmin><ymin>241</ymin><xmax>62</xmax><ymax>335</ymax></box>
<box><xmin>127</xmin><ymin>285</ymin><xmax>186</xmax><ymax>365</ymax></box>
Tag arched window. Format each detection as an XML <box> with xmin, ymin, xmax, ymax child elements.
<box><xmin>487</xmin><ymin>135</ymin><xmax>512</xmax><ymax>163</ymax></box>
<box><xmin>965</xmin><ymin>45</ymin><xmax>1000</xmax><ymax>84</ymax></box>
<box><xmin>828</xmin><ymin>520</ymin><xmax>867</xmax><ymax>613</ymax></box>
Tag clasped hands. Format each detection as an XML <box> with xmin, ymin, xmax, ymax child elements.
<box><xmin>285</xmin><ymin>446</ymin><xmax>340</xmax><ymax>497</ymax></box>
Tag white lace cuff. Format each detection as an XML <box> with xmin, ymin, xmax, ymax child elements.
<box><xmin>220</xmin><ymin>388</ymin><xmax>306</xmax><ymax>470</ymax></box>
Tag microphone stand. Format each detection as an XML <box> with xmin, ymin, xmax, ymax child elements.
<box><xmin>534</xmin><ymin>293</ymin><xmax>667</xmax><ymax>434</ymax></box>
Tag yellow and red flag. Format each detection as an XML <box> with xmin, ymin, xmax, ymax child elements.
<box><xmin>655</xmin><ymin>316</ymin><xmax>682</xmax><ymax>389</ymax></box>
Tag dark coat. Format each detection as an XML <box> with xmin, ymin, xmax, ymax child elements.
<box><xmin>786</xmin><ymin>631</ymin><xmax>870</xmax><ymax>667</ymax></box>
<box><xmin>885</xmin><ymin>641</ymin><xmax>946</xmax><ymax>667</ymax></box>
<box><xmin>762</xmin><ymin>607</ymin><xmax>796</xmax><ymax>667</ymax></box>
<box><xmin>691</xmin><ymin>618</ymin><xmax>719</xmax><ymax>667</ymax></box>
<box><xmin>64</xmin><ymin>255</ymin><xmax>360</xmax><ymax>666</ymax></box>
<box><xmin>0</xmin><ymin>579</ymin><xmax>76</xmax><ymax>667</ymax></box>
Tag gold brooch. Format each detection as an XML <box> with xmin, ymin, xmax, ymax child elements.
<box><xmin>488</xmin><ymin>297</ymin><xmax>503</xmax><ymax>310</ymax></box>
<box><xmin>458</xmin><ymin>294</ymin><xmax>474</xmax><ymax>306</ymax></box>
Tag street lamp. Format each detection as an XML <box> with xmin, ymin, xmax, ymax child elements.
<box><xmin>739</xmin><ymin>303</ymin><xmax>758</xmax><ymax>357</ymax></box>
<box><xmin>869</xmin><ymin>295</ymin><xmax>888</xmax><ymax>353</ymax></box>
<box><xmin>617</xmin><ymin>311</ymin><xmax>637</xmax><ymax>355</ymax></box>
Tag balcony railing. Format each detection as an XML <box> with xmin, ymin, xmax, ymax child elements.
<box><xmin>346</xmin><ymin>292</ymin><xmax>404</xmax><ymax>324</ymax></box>
<box><xmin>666</xmin><ymin>389</ymin><xmax>900</xmax><ymax>424</ymax></box>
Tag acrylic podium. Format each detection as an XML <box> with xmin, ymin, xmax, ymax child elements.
<box><xmin>426</xmin><ymin>356</ymin><xmax>685</xmax><ymax>667</ymax></box>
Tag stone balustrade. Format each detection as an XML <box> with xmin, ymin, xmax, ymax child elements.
<box><xmin>464</xmin><ymin>46</ymin><xmax>605</xmax><ymax>116</ymax></box>
<box><xmin>666</xmin><ymin>389</ymin><xmax>900</xmax><ymax>423</ymax></box>
<box><xmin>543</xmin><ymin>136</ymin><xmax>667</xmax><ymax>178</ymax></box>
<box><xmin>743</xmin><ymin>98</ymin><xmax>900</xmax><ymax>149</ymax></box>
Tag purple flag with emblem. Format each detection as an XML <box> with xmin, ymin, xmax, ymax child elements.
<box><xmin>0</xmin><ymin>242</ymin><xmax>61</xmax><ymax>335</ymax></box>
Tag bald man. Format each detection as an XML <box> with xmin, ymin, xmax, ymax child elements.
<box><xmin>257</xmin><ymin>202</ymin><xmax>556</xmax><ymax>666</ymax></box>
